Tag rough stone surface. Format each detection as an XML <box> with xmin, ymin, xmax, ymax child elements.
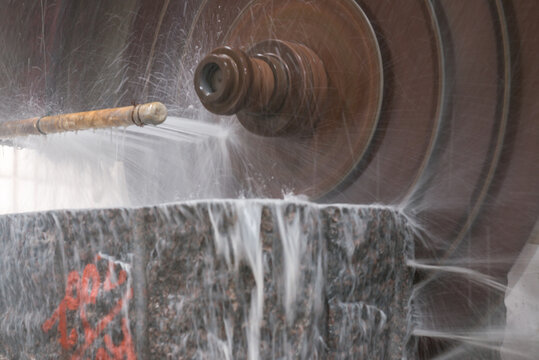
<box><xmin>0</xmin><ymin>200</ymin><xmax>415</xmax><ymax>359</ymax></box>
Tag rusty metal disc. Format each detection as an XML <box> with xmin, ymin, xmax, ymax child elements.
<box><xmin>182</xmin><ymin>0</ymin><xmax>444</xmax><ymax>204</ymax></box>
<box><xmin>181</xmin><ymin>1</ymin><xmax>538</xmax><ymax>357</ymax></box>
<box><xmin>184</xmin><ymin>0</ymin><xmax>384</xmax><ymax>199</ymax></box>
<box><xmin>4</xmin><ymin>0</ymin><xmax>539</xmax><ymax>358</ymax></box>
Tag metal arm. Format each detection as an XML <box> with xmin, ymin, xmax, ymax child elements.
<box><xmin>0</xmin><ymin>102</ymin><xmax>167</xmax><ymax>139</ymax></box>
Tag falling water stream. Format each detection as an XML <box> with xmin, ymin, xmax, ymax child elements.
<box><xmin>0</xmin><ymin>1</ymin><xmax>538</xmax><ymax>359</ymax></box>
<box><xmin>0</xmin><ymin>199</ymin><xmax>415</xmax><ymax>359</ymax></box>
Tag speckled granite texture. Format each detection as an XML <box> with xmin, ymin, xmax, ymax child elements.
<box><xmin>0</xmin><ymin>200</ymin><xmax>415</xmax><ymax>359</ymax></box>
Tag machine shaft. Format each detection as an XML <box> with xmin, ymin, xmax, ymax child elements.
<box><xmin>0</xmin><ymin>102</ymin><xmax>167</xmax><ymax>139</ymax></box>
<box><xmin>194</xmin><ymin>40</ymin><xmax>328</xmax><ymax>137</ymax></box>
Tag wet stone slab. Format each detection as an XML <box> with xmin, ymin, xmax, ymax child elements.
<box><xmin>0</xmin><ymin>200</ymin><xmax>415</xmax><ymax>359</ymax></box>
<box><xmin>0</xmin><ymin>209</ymin><xmax>141</xmax><ymax>359</ymax></box>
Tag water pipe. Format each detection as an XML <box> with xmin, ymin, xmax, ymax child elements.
<box><xmin>0</xmin><ymin>102</ymin><xmax>167</xmax><ymax>139</ymax></box>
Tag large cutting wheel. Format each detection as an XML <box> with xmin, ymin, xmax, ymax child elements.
<box><xmin>2</xmin><ymin>0</ymin><xmax>538</xmax><ymax>358</ymax></box>
<box><xmin>180</xmin><ymin>0</ymin><xmax>539</xmax><ymax>357</ymax></box>
<box><xmin>186</xmin><ymin>0</ymin><xmax>385</xmax><ymax>200</ymax></box>
<box><xmin>182</xmin><ymin>0</ymin><xmax>443</xmax><ymax>204</ymax></box>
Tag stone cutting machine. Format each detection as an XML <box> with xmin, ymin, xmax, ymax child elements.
<box><xmin>1</xmin><ymin>0</ymin><xmax>538</xmax><ymax>357</ymax></box>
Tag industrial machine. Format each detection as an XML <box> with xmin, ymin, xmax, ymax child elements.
<box><xmin>1</xmin><ymin>0</ymin><xmax>537</xmax><ymax>358</ymax></box>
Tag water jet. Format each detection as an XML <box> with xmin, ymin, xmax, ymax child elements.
<box><xmin>0</xmin><ymin>0</ymin><xmax>538</xmax><ymax>359</ymax></box>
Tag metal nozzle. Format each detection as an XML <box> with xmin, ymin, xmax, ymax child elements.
<box><xmin>133</xmin><ymin>102</ymin><xmax>168</xmax><ymax>125</ymax></box>
<box><xmin>194</xmin><ymin>40</ymin><xmax>327</xmax><ymax>137</ymax></box>
<box><xmin>0</xmin><ymin>102</ymin><xmax>167</xmax><ymax>139</ymax></box>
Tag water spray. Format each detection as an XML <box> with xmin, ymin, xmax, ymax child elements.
<box><xmin>0</xmin><ymin>0</ymin><xmax>538</xmax><ymax>358</ymax></box>
<box><xmin>187</xmin><ymin>0</ymin><xmax>539</xmax><ymax>357</ymax></box>
<box><xmin>192</xmin><ymin>0</ymin><xmax>382</xmax><ymax>200</ymax></box>
<box><xmin>0</xmin><ymin>102</ymin><xmax>167</xmax><ymax>139</ymax></box>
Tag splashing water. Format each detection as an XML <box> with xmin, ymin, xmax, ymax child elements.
<box><xmin>0</xmin><ymin>1</ymin><xmax>538</xmax><ymax>359</ymax></box>
<box><xmin>0</xmin><ymin>200</ymin><xmax>415</xmax><ymax>359</ymax></box>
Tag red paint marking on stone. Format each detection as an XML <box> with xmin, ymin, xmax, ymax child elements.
<box><xmin>72</xmin><ymin>289</ymin><xmax>133</xmax><ymax>360</ymax></box>
<box><xmin>42</xmin><ymin>258</ymin><xmax>136</xmax><ymax>359</ymax></box>
<box><xmin>103</xmin><ymin>261</ymin><xmax>127</xmax><ymax>291</ymax></box>
<box><xmin>103</xmin><ymin>319</ymin><xmax>136</xmax><ymax>360</ymax></box>
<box><xmin>81</xmin><ymin>264</ymin><xmax>100</xmax><ymax>304</ymax></box>
<box><xmin>42</xmin><ymin>270</ymin><xmax>80</xmax><ymax>349</ymax></box>
<box><xmin>95</xmin><ymin>347</ymin><xmax>112</xmax><ymax>360</ymax></box>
